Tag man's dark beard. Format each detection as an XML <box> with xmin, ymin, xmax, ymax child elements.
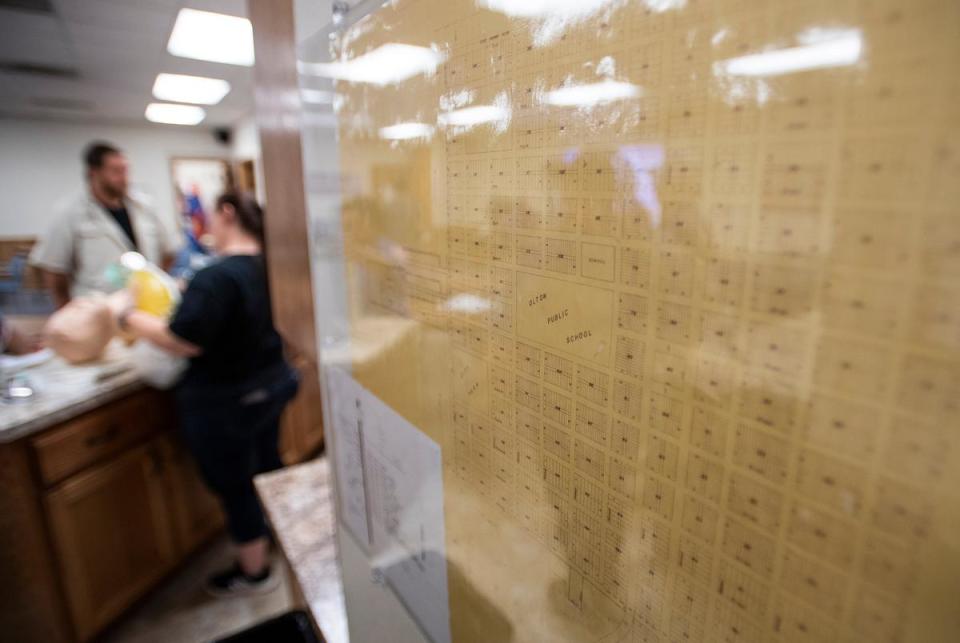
<box><xmin>100</xmin><ymin>183</ymin><xmax>126</xmax><ymax>201</ymax></box>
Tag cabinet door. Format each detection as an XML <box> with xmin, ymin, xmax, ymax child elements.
<box><xmin>168</xmin><ymin>439</ymin><xmax>224</xmax><ymax>554</ymax></box>
<box><xmin>45</xmin><ymin>438</ymin><xmax>178</xmax><ymax>642</ymax></box>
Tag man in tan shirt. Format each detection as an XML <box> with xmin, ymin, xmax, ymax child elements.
<box><xmin>30</xmin><ymin>142</ymin><xmax>180</xmax><ymax>308</ymax></box>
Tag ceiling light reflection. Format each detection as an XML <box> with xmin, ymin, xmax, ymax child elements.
<box><xmin>479</xmin><ymin>0</ymin><xmax>619</xmax><ymax>46</ymax></box>
<box><xmin>438</xmin><ymin>104</ymin><xmax>509</xmax><ymax>127</ymax></box>
<box><xmin>544</xmin><ymin>80</ymin><xmax>640</xmax><ymax>107</ymax></box>
<box><xmin>299</xmin><ymin>43</ymin><xmax>445</xmax><ymax>86</ymax></box>
<box><xmin>481</xmin><ymin>0</ymin><xmax>685</xmax><ymax>15</ymax></box>
<box><xmin>379</xmin><ymin>122</ymin><xmax>435</xmax><ymax>141</ymax></box>
<box><xmin>478</xmin><ymin>0</ymin><xmax>615</xmax><ymax>18</ymax></box>
<box><xmin>442</xmin><ymin>293</ymin><xmax>492</xmax><ymax>314</ymax></box>
<box><xmin>440</xmin><ymin>89</ymin><xmax>475</xmax><ymax>111</ymax></box>
<box><xmin>715</xmin><ymin>29</ymin><xmax>862</xmax><ymax>77</ymax></box>
<box><xmin>301</xmin><ymin>89</ymin><xmax>334</xmax><ymax>104</ymax></box>
<box><xmin>643</xmin><ymin>0</ymin><xmax>687</xmax><ymax>12</ymax></box>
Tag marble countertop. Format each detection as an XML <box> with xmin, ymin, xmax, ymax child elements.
<box><xmin>0</xmin><ymin>340</ymin><xmax>145</xmax><ymax>443</ymax></box>
<box><xmin>255</xmin><ymin>458</ymin><xmax>348</xmax><ymax>643</ymax></box>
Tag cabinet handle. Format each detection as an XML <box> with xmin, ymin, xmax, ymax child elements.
<box><xmin>85</xmin><ymin>425</ymin><xmax>120</xmax><ymax>448</ymax></box>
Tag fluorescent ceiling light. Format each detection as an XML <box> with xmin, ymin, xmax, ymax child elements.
<box><xmin>301</xmin><ymin>88</ymin><xmax>334</xmax><ymax>104</ymax></box>
<box><xmin>299</xmin><ymin>43</ymin><xmax>445</xmax><ymax>86</ymax></box>
<box><xmin>145</xmin><ymin>103</ymin><xmax>206</xmax><ymax>125</ymax></box>
<box><xmin>715</xmin><ymin>30</ymin><xmax>862</xmax><ymax>77</ymax></box>
<box><xmin>544</xmin><ymin>80</ymin><xmax>640</xmax><ymax>107</ymax></box>
<box><xmin>379</xmin><ymin>122</ymin><xmax>434</xmax><ymax>140</ymax></box>
<box><xmin>167</xmin><ymin>8</ymin><xmax>254</xmax><ymax>66</ymax></box>
<box><xmin>152</xmin><ymin>73</ymin><xmax>230</xmax><ymax>105</ymax></box>
<box><xmin>438</xmin><ymin>104</ymin><xmax>509</xmax><ymax>127</ymax></box>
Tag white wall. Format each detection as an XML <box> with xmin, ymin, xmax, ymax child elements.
<box><xmin>231</xmin><ymin>114</ymin><xmax>266</xmax><ymax>204</ymax></box>
<box><xmin>0</xmin><ymin>117</ymin><xmax>230</xmax><ymax>239</ymax></box>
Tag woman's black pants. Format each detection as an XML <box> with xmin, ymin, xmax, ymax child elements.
<box><xmin>175</xmin><ymin>366</ymin><xmax>299</xmax><ymax>544</ymax></box>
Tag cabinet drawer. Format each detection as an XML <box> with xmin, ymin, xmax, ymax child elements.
<box><xmin>32</xmin><ymin>391</ymin><xmax>172</xmax><ymax>486</ymax></box>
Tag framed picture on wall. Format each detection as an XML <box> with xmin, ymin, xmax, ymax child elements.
<box><xmin>169</xmin><ymin>157</ymin><xmax>233</xmax><ymax>276</ymax></box>
<box><xmin>170</xmin><ymin>156</ymin><xmax>233</xmax><ymax>229</ymax></box>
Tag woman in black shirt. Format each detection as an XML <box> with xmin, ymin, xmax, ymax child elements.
<box><xmin>115</xmin><ymin>191</ymin><xmax>298</xmax><ymax>596</ymax></box>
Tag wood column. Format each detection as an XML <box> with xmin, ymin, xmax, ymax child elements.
<box><xmin>248</xmin><ymin>0</ymin><xmax>324</xmax><ymax>460</ymax></box>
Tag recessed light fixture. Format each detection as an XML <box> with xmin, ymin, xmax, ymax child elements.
<box><xmin>145</xmin><ymin>103</ymin><xmax>206</xmax><ymax>125</ymax></box>
<box><xmin>153</xmin><ymin>73</ymin><xmax>231</xmax><ymax>105</ymax></box>
<box><xmin>167</xmin><ymin>8</ymin><xmax>254</xmax><ymax>66</ymax></box>
<box><xmin>299</xmin><ymin>43</ymin><xmax>445</xmax><ymax>86</ymax></box>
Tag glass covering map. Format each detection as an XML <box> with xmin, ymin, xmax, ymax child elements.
<box><xmin>324</xmin><ymin>0</ymin><xmax>960</xmax><ymax>641</ymax></box>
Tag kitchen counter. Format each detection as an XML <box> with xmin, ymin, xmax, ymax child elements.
<box><xmin>0</xmin><ymin>340</ymin><xmax>144</xmax><ymax>442</ymax></box>
<box><xmin>255</xmin><ymin>458</ymin><xmax>347</xmax><ymax>643</ymax></box>
<box><xmin>0</xmin><ymin>345</ymin><xmax>224</xmax><ymax>643</ymax></box>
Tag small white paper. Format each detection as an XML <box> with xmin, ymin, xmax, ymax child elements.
<box><xmin>326</xmin><ymin>367</ymin><xmax>451</xmax><ymax>643</ymax></box>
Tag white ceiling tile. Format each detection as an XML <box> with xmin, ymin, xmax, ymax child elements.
<box><xmin>0</xmin><ymin>36</ymin><xmax>74</xmax><ymax>66</ymax></box>
<box><xmin>0</xmin><ymin>8</ymin><xmax>62</xmax><ymax>37</ymax></box>
<box><xmin>0</xmin><ymin>0</ymin><xmax>256</xmax><ymax>125</ymax></box>
<box><xmin>179</xmin><ymin>0</ymin><xmax>249</xmax><ymax>18</ymax></box>
<box><xmin>55</xmin><ymin>0</ymin><xmax>173</xmax><ymax>33</ymax></box>
<box><xmin>68</xmin><ymin>22</ymin><xmax>168</xmax><ymax>52</ymax></box>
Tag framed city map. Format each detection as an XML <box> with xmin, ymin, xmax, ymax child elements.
<box><xmin>322</xmin><ymin>1</ymin><xmax>960</xmax><ymax>641</ymax></box>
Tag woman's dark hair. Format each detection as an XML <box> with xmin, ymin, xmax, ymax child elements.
<box><xmin>216</xmin><ymin>191</ymin><xmax>265</xmax><ymax>243</ymax></box>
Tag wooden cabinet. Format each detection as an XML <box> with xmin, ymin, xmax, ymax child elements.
<box><xmin>44</xmin><ymin>436</ymin><xmax>179</xmax><ymax>642</ymax></box>
<box><xmin>32</xmin><ymin>392</ymin><xmax>168</xmax><ymax>486</ymax></box>
<box><xmin>0</xmin><ymin>389</ymin><xmax>226</xmax><ymax>643</ymax></box>
<box><xmin>2</xmin><ymin>365</ymin><xmax>327</xmax><ymax>642</ymax></box>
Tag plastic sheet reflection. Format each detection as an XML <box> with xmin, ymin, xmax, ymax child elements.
<box><xmin>299</xmin><ymin>42</ymin><xmax>445</xmax><ymax>85</ymax></box>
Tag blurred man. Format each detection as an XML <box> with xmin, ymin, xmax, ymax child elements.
<box><xmin>30</xmin><ymin>141</ymin><xmax>180</xmax><ymax>308</ymax></box>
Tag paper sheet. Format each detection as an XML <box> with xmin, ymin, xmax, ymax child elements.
<box><xmin>327</xmin><ymin>367</ymin><xmax>451</xmax><ymax>643</ymax></box>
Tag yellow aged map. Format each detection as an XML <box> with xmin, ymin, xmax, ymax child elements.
<box><xmin>330</xmin><ymin>0</ymin><xmax>960</xmax><ymax>641</ymax></box>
